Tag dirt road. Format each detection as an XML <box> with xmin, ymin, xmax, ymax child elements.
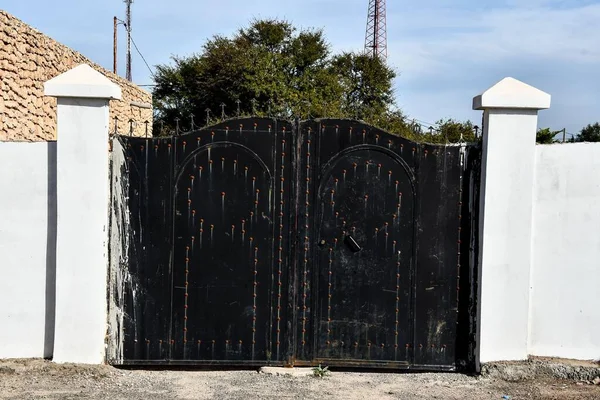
<box><xmin>0</xmin><ymin>359</ymin><xmax>599</xmax><ymax>399</ymax></box>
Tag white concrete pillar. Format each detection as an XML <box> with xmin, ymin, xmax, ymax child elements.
<box><xmin>44</xmin><ymin>64</ymin><xmax>121</xmax><ymax>364</ymax></box>
<box><xmin>473</xmin><ymin>78</ymin><xmax>550</xmax><ymax>363</ymax></box>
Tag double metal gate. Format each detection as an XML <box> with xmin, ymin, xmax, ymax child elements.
<box><xmin>109</xmin><ymin>118</ymin><xmax>480</xmax><ymax>371</ymax></box>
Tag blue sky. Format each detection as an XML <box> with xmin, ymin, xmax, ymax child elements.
<box><xmin>4</xmin><ymin>0</ymin><xmax>600</xmax><ymax>136</ymax></box>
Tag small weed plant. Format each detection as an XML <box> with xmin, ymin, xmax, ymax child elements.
<box><xmin>312</xmin><ymin>364</ymin><xmax>330</xmax><ymax>378</ymax></box>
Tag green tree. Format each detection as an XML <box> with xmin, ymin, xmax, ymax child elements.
<box><xmin>434</xmin><ymin>118</ymin><xmax>477</xmax><ymax>143</ymax></box>
<box><xmin>575</xmin><ymin>123</ymin><xmax>600</xmax><ymax>142</ymax></box>
<box><xmin>152</xmin><ymin>19</ymin><xmax>399</xmax><ymax>132</ymax></box>
<box><xmin>330</xmin><ymin>52</ymin><xmax>396</xmax><ymax>121</ymax></box>
<box><xmin>536</xmin><ymin>128</ymin><xmax>558</xmax><ymax>144</ymax></box>
<box><xmin>152</xmin><ymin>18</ymin><xmax>475</xmax><ymax>144</ymax></box>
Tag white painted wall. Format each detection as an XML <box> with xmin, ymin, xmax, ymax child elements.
<box><xmin>529</xmin><ymin>142</ymin><xmax>600</xmax><ymax>361</ymax></box>
<box><xmin>0</xmin><ymin>142</ymin><xmax>56</xmax><ymax>359</ymax></box>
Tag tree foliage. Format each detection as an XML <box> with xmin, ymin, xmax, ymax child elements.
<box><xmin>152</xmin><ymin>18</ymin><xmax>477</xmax><ymax>143</ymax></box>
<box><xmin>536</xmin><ymin>128</ymin><xmax>558</xmax><ymax>144</ymax></box>
<box><xmin>575</xmin><ymin>123</ymin><xmax>600</xmax><ymax>142</ymax></box>
<box><xmin>435</xmin><ymin>119</ymin><xmax>478</xmax><ymax>143</ymax></box>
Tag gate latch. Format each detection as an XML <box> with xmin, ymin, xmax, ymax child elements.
<box><xmin>344</xmin><ymin>235</ymin><xmax>361</xmax><ymax>253</ymax></box>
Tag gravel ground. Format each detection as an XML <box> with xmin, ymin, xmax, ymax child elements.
<box><xmin>0</xmin><ymin>359</ymin><xmax>599</xmax><ymax>399</ymax></box>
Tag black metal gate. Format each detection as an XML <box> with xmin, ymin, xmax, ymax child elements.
<box><xmin>109</xmin><ymin>118</ymin><xmax>480</xmax><ymax>371</ymax></box>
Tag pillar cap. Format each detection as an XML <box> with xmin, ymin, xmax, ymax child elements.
<box><xmin>44</xmin><ymin>64</ymin><xmax>122</xmax><ymax>100</ymax></box>
<box><xmin>473</xmin><ymin>77</ymin><xmax>550</xmax><ymax>111</ymax></box>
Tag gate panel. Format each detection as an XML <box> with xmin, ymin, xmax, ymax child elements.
<box><xmin>171</xmin><ymin>143</ymin><xmax>273</xmax><ymax>361</ymax></box>
<box><xmin>117</xmin><ymin>137</ymin><xmax>176</xmax><ymax>361</ymax></box>
<box><xmin>314</xmin><ymin>147</ymin><xmax>414</xmax><ymax>363</ymax></box>
<box><xmin>168</xmin><ymin>119</ymin><xmax>294</xmax><ymax>363</ymax></box>
<box><xmin>413</xmin><ymin>144</ymin><xmax>465</xmax><ymax>368</ymax></box>
<box><xmin>111</xmin><ymin>117</ymin><xmax>480</xmax><ymax>370</ymax></box>
<box><xmin>298</xmin><ymin>120</ymin><xmax>420</xmax><ymax>366</ymax></box>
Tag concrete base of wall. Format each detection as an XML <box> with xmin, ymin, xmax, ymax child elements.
<box><xmin>482</xmin><ymin>357</ymin><xmax>600</xmax><ymax>382</ymax></box>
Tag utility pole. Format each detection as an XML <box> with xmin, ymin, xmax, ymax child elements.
<box><xmin>561</xmin><ymin>128</ymin><xmax>566</xmax><ymax>143</ymax></box>
<box><xmin>113</xmin><ymin>16</ymin><xmax>118</xmax><ymax>74</ymax></box>
<box><xmin>125</xmin><ymin>0</ymin><xmax>133</xmax><ymax>81</ymax></box>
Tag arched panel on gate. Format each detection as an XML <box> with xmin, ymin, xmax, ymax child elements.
<box><xmin>312</xmin><ymin>142</ymin><xmax>416</xmax><ymax>364</ymax></box>
<box><xmin>170</xmin><ymin>140</ymin><xmax>276</xmax><ymax>362</ymax></box>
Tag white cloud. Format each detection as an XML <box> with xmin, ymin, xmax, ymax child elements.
<box><xmin>388</xmin><ymin>2</ymin><xmax>600</xmax><ymax>79</ymax></box>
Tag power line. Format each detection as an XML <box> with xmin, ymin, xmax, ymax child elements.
<box><xmin>130</xmin><ymin>35</ymin><xmax>154</xmax><ymax>78</ymax></box>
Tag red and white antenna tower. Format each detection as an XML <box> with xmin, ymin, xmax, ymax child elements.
<box><xmin>364</xmin><ymin>0</ymin><xmax>387</xmax><ymax>60</ymax></box>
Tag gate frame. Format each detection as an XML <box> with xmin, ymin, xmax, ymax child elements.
<box><xmin>109</xmin><ymin>117</ymin><xmax>482</xmax><ymax>371</ymax></box>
